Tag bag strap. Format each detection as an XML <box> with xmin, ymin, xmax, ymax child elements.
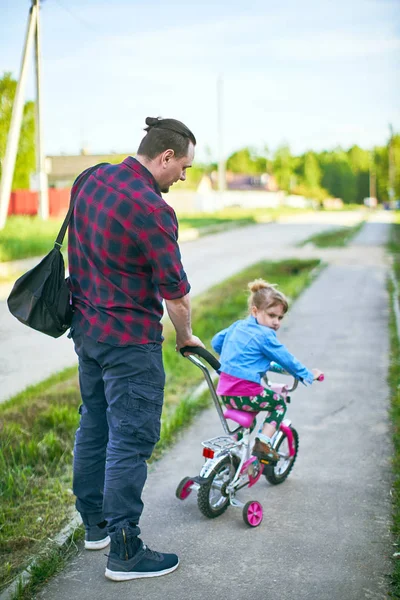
<box><xmin>54</xmin><ymin>162</ymin><xmax>108</xmax><ymax>248</ymax></box>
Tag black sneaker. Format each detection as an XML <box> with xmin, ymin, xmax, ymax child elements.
<box><xmin>85</xmin><ymin>522</ymin><xmax>110</xmax><ymax>551</ymax></box>
<box><xmin>105</xmin><ymin>540</ymin><xmax>179</xmax><ymax>581</ymax></box>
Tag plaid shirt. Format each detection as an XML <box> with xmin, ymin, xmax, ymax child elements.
<box><xmin>67</xmin><ymin>157</ymin><xmax>191</xmax><ymax>345</ymax></box>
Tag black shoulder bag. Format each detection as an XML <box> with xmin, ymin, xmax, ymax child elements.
<box><xmin>7</xmin><ymin>163</ymin><xmax>106</xmax><ymax>338</ymax></box>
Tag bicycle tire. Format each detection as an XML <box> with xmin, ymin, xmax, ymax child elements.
<box><xmin>197</xmin><ymin>456</ymin><xmax>238</xmax><ymax>518</ymax></box>
<box><xmin>265</xmin><ymin>427</ymin><xmax>299</xmax><ymax>485</ymax></box>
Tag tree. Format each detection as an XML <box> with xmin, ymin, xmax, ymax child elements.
<box><xmin>320</xmin><ymin>150</ymin><xmax>357</xmax><ymax>204</ymax></box>
<box><xmin>226</xmin><ymin>147</ymin><xmax>267</xmax><ymax>175</ymax></box>
<box><xmin>347</xmin><ymin>145</ymin><xmax>370</xmax><ymax>203</ymax></box>
<box><xmin>389</xmin><ymin>134</ymin><xmax>400</xmax><ymax>200</ymax></box>
<box><xmin>303</xmin><ymin>151</ymin><xmax>322</xmax><ymax>189</ymax></box>
<box><xmin>0</xmin><ymin>72</ymin><xmax>36</xmax><ymax>189</ymax></box>
<box><xmin>272</xmin><ymin>145</ymin><xmax>293</xmax><ymax>192</ymax></box>
<box><xmin>373</xmin><ymin>145</ymin><xmax>389</xmax><ymax>202</ymax></box>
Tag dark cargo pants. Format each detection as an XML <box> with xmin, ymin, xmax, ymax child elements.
<box><xmin>70</xmin><ymin>324</ymin><xmax>165</xmax><ymax>530</ymax></box>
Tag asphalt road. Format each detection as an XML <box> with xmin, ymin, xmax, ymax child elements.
<box><xmin>32</xmin><ymin>213</ymin><xmax>393</xmax><ymax>600</ymax></box>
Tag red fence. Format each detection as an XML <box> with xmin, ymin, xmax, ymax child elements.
<box><xmin>8</xmin><ymin>189</ymin><xmax>71</xmax><ymax>218</ymax></box>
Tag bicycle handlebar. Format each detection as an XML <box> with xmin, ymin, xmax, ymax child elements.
<box><xmin>179</xmin><ymin>346</ymin><xmax>221</xmax><ymax>372</ymax></box>
<box><xmin>179</xmin><ymin>346</ymin><xmax>325</xmax><ymax>384</ymax></box>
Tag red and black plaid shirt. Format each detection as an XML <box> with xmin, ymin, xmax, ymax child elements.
<box><xmin>67</xmin><ymin>157</ymin><xmax>191</xmax><ymax>345</ymax></box>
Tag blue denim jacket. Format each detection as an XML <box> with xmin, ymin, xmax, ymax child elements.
<box><xmin>211</xmin><ymin>316</ymin><xmax>314</xmax><ymax>385</ymax></box>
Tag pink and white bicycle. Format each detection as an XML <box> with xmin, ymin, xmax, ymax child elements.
<box><xmin>176</xmin><ymin>346</ymin><xmax>323</xmax><ymax>528</ymax></box>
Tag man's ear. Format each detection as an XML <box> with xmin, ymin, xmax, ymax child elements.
<box><xmin>161</xmin><ymin>149</ymin><xmax>175</xmax><ymax>167</ymax></box>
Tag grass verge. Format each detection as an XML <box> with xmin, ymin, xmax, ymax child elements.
<box><xmin>388</xmin><ymin>214</ymin><xmax>400</xmax><ymax>597</ymax></box>
<box><xmin>0</xmin><ymin>217</ymin><xmax>63</xmax><ymax>262</ymax></box>
<box><xmin>297</xmin><ymin>221</ymin><xmax>365</xmax><ymax>247</ymax></box>
<box><xmin>0</xmin><ymin>257</ymin><xmax>321</xmax><ymax>597</ymax></box>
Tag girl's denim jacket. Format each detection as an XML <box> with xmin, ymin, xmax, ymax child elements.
<box><xmin>211</xmin><ymin>316</ymin><xmax>314</xmax><ymax>386</ymax></box>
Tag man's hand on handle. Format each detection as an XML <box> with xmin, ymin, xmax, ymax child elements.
<box><xmin>176</xmin><ymin>335</ymin><xmax>205</xmax><ymax>353</ymax></box>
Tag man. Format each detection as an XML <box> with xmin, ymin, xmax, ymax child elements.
<box><xmin>68</xmin><ymin>116</ymin><xmax>204</xmax><ymax>581</ymax></box>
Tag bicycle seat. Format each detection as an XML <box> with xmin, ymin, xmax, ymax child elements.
<box><xmin>223</xmin><ymin>408</ymin><xmax>258</xmax><ymax>428</ymax></box>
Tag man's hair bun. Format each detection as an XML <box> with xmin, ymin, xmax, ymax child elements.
<box><xmin>145</xmin><ymin>116</ymin><xmax>161</xmax><ymax>128</ymax></box>
<box><xmin>138</xmin><ymin>116</ymin><xmax>197</xmax><ymax>159</ymax></box>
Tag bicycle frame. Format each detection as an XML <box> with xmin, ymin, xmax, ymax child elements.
<box><xmin>176</xmin><ymin>348</ymin><xmax>303</xmax><ymax>526</ymax></box>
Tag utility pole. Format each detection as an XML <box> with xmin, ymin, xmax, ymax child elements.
<box><xmin>217</xmin><ymin>74</ymin><xmax>226</xmax><ymax>193</ymax></box>
<box><xmin>34</xmin><ymin>0</ymin><xmax>49</xmax><ymax>219</ymax></box>
<box><xmin>0</xmin><ymin>0</ymin><xmax>48</xmax><ymax>230</ymax></box>
<box><xmin>389</xmin><ymin>123</ymin><xmax>395</xmax><ymax>203</ymax></box>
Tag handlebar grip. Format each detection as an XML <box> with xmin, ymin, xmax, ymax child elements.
<box><xmin>179</xmin><ymin>346</ymin><xmax>221</xmax><ymax>372</ymax></box>
<box><xmin>317</xmin><ymin>374</ymin><xmax>325</xmax><ymax>382</ymax></box>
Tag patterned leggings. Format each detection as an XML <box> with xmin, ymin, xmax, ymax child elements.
<box><xmin>221</xmin><ymin>388</ymin><xmax>287</xmax><ymax>434</ymax></box>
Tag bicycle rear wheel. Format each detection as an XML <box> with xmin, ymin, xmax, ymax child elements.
<box><xmin>197</xmin><ymin>456</ymin><xmax>238</xmax><ymax>518</ymax></box>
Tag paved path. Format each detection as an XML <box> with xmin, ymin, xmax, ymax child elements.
<box><xmin>34</xmin><ymin>212</ymin><xmax>393</xmax><ymax>600</ymax></box>
<box><xmin>0</xmin><ymin>211</ymin><xmax>364</xmax><ymax>403</ymax></box>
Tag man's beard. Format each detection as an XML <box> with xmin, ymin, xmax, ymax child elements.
<box><xmin>160</xmin><ymin>186</ymin><xmax>170</xmax><ymax>194</ymax></box>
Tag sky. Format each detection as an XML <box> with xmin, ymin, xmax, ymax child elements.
<box><xmin>1</xmin><ymin>0</ymin><xmax>399</xmax><ymax>163</ymax></box>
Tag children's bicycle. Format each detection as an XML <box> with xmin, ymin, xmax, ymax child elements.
<box><xmin>175</xmin><ymin>346</ymin><xmax>324</xmax><ymax>528</ymax></box>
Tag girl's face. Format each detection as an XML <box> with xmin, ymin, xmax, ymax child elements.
<box><xmin>251</xmin><ymin>303</ymin><xmax>285</xmax><ymax>331</ymax></box>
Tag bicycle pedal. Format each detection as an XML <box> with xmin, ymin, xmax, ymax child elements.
<box><xmin>191</xmin><ymin>475</ymin><xmax>209</xmax><ymax>486</ymax></box>
<box><xmin>260</xmin><ymin>458</ymin><xmax>277</xmax><ymax>466</ymax></box>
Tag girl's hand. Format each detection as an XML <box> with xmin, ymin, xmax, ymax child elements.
<box><xmin>312</xmin><ymin>368</ymin><xmax>324</xmax><ymax>381</ymax></box>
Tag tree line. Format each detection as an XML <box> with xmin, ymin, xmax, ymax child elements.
<box><xmin>224</xmin><ymin>141</ymin><xmax>400</xmax><ymax>204</ymax></box>
<box><xmin>1</xmin><ymin>72</ymin><xmax>399</xmax><ymax>203</ymax></box>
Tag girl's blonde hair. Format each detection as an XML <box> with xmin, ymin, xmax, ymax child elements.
<box><xmin>247</xmin><ymin>278</ymin><xmax>289</xmax><ymax>314</ymax></box>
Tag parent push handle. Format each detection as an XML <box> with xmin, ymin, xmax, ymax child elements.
<box><xmin>179</xmin><ymin>346</ymin><xmax>221</xmax><ymax>372</ymax></box>
<box><xmin>179</xmin><ymin>346</ymin><xmax>240</xmax><ymax>436</ymax></box>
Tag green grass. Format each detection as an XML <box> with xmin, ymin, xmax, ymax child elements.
<box><xmin>297</xmin><ymin>221</ymin><xmax>365</xmax><ymax>248</ymax></box>
<box><xmin>0</xmin><ymin>217</ymin><xmax>63</xmax><ymax>262</ymax></box>
<box><xmin>0</xmin><ymin>257</ymin><xmax>321</xmax><ymax>595</ymax></box>
<box><xmin>388</xmin><ymin>218</ymin><xmax>400</xmax><ymax>597</ymax></box>
<box><xmin>388</xmin><ymin>281</ymin><xmax>400</xmax><ymax>598</ymax></box>
<box><xmin>388</xmin><ymin>212</ymin><xmax>400</xmax><ymax>283</ymax></box>
<box><xmin>7</xmin><ymin>527</ymin><xmax>85</xmax><ymax>600</ymax></box>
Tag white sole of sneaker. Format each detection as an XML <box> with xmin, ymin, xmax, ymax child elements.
<box><xmin>85</xmin><ymin>535</ymin><xmax>111</xmax><ymax>550</ymax></box>
<box><xmin>104</xmin><ymin>561</ymin><xmax>179</xmax><ymax>581</ymax></box>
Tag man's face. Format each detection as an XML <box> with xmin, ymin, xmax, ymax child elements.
<box><xmin>159</xmin><ymin>142</ymin><xmax>195</xmax><ymax>193</ymax></box>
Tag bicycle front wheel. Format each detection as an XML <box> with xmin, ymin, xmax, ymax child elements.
<box><xmin>265</xmin><ymin>427</ymin><xmax>299</xmax><ymax>485</ymax></box>
<box><xmin>197</xmin><ymin>456</ymin><xmax>238</xmax><ymax>518</ymax></box>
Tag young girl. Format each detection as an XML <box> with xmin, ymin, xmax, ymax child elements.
<box><xmin>211</xmin><ymin>279</ymin><xmax>322</xmax><ymax>462</ymax></box>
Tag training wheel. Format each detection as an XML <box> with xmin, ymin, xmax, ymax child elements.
<box><xmin>176</xmin><ymin>477</ymin><xmax>194</xmax><ymax>500</ymax></box>
<box><xmin>243</xmin><ymin>500</ymin><xmax>263</xmax><ymax>527</ymax></box>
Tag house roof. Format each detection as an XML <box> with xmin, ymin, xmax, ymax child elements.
<box><xmin>46</xmin><ymin>152</ymin><xmax>133</xmax><ymax>181</ymax></box>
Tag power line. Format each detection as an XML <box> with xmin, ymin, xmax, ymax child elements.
<box><xmin>50</xmin><ymin>0</ymin><xmax>103</xmax><ymax>35</ymax></box>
